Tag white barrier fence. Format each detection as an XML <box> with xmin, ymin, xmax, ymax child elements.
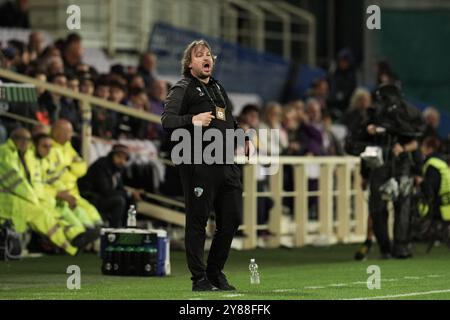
<box><xmin>238</xmin><ymin>156</ymin><xmax>368</xmax><ymax>249</ymax></box>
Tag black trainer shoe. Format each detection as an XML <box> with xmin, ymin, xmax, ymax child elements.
<box><xmin>393</xmin><ymin>246</ymin><xmax>412</xmax><ymax>259</ymax></box>
<box><xmin>380</xmin><ymin>252</ymin><xmax>392</xmax><ymax>260</ymax></box>
<box><xmin>207</xmin><ymin>272</ymin><xmax>236</xmax><ymax>291</ymax></box>
<box><xmin>71</xmin><ymin>228</ymin><xmax>100</xmax><ymax>249</ymax></box>
<box><xmin>192</xmin><ymin>277</ymin><xmax>220</xmax><ymax>292</ymax></box>
<box><xmin>354</xmin><ymin>240</ymin><xmax>372</xmax><ymax>261</ymax></box>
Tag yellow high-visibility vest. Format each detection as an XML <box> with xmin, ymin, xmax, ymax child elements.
<box><xmin>0</xmin><ymin>140</ymin><xmax>39</xmax><ymax>205</ymax></box>
<box><xmin>46</xmin><ymin>140</ymin><xmax>87</xmax><ymax>195</ymax></box>
<box><xmin>422</xmin><ymin>157</ymin><xmax>450</xmax><ymax>221</ymax></box>
<box><xmin>25</xmin><ymin>147</ymin><xmax>58</xmax><ymax>205</ymax></box>
<box><xmin>0</xmin><ymin>140</ymin><xmax>39</xmax><ymax>232</ymax></box>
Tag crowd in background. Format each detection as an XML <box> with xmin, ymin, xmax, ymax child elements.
<box><xmin>0</xmin><ymin>31</ymin><xmax>445</xmax><ymax>153</ymax></box>
<box><xmin>0</xmin><ymin>31</ymin><xmax>167</xmax><ymax>148</ymax></box>
<box><xmin>234</xmin><ymin>49</ymin><xmax>446</xmax><ymax>228</ymax></box>
<box><xmin>0</xmin><ymin>30</ymin><xmax>166</xmax><ymax>254</ymax></box>
<box><xmin>0</xmin><ymin>28</ymin><xmax>448</xmax><ymax>238</ymax></box>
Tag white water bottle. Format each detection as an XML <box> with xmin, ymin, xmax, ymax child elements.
<box><xmin>127</xmin><ymin>205</ymin><xmax>137</xmax><ymax>228</ymax></box>
<box><xmin>249</xmin><ymin>258</ymin><xmax>260</xmax><ymax>284</ymax></box>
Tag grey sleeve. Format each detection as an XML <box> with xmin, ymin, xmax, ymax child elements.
<box><xmin>161</xmin><ymin>85</ymin><xmax>194</xmax><ymax>130</ymax></box>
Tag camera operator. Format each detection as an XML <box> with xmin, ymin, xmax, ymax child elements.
<box><xmin>360</xmin><ymin>84</ymin><xmax>424</xmax><ymax>259</ymax></box>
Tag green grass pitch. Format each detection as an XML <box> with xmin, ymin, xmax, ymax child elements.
<box><xmin>1</xmin><ymin>244</ymin><xmax>450</xmax><ymax>300</ymax></box>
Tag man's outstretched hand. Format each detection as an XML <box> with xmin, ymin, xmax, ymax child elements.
<box><xmin>192</xmin><ymin>112</ymin><xmax>215</xmax><ymax>127</ymax></box>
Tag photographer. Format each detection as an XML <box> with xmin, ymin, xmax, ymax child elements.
<box><xmin>359</xmin><ymin>84</ymin><xmax>424</xmax><ymax>259</ymax></box>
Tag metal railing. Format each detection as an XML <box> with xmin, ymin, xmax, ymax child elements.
<box><xmin>28</xmin><ymin>0</ymin><xmax>222</xmax><ymax>53</ymax></box>
<box><xmin>0</xmin><ymin>68</ymin><xmax>367</xmax><ymax>249</ymax></box>
<box><xmin>222</xmin><ymin>0</ymin><xmax>316</xmax><ymax>63</ymax></box>
<box><xmin>0</xmin><ymin>68</ymin><xmax>160</xmax><ymax>161</ymax></box>
<box><xmin>28</xmin><ymin>0</ymin><xmax>316</xmax><ymax>64</ymax></box>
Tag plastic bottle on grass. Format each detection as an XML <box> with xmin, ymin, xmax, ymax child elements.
<box><xmin>249</xmin><ymin>258</ymin><xmax>260</xmax><ymax>284</ymax></box>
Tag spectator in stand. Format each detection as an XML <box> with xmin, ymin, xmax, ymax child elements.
<box><xmin>79</xmin><ymin>73</ymin><xmax>95</xmax><ymax>96</ymax></box>
<box><xmin>238</xmin><ymin>104</ymin><xmax>260</xmax><ymax>132</ymax></box>
<box><xmin>305</xmin><ymin>98</ymin><xmax>325</xmax><ymax>152</ymax></box>
<box><xmin>67</xmin><ymin>73</ymin><xmax>80</xmax><ymax>92</ymax></box>
<box><xmin>343</xmin><ymin>87</ymin><xmax>372</xmax><ymax>135</ymax></box>
<box><xmin>92</xmin><ymin>77</ymin><xmax>116</xmax><ymax>139</ymax></box>
<box><xmin>237</xmin><ymin>105</ymin><xmax>261</xmax><ymax>155</ymax></box>
<box><xmin>329</xmin><ymin>48</ymin><xmax>357</xmax><ymax>120</ymax></box>
<box><xmin>281</xmin><ymin>104</ymin><xmax>307</xmax><ymax>214</ymax></box>
<box><xmin>126</xmin><ymin>65</ymin><xmax>138</xmax><ymax>75</ymax></box>
<box><xmin>62</xmin><ymin>33</ymin><xmax>84</xmax><ymax>76</ymax></box>
<box><xmin>110</xmin><ymin>64</ymin><xmax>127</xmax><ymax>80</ymax></box>
<box><xmin>0</xmin><ymin>46</ymin><xmax>17</xmax><ymax>71</ymax></box>
<box><xmin>259</xmin><ymin>102</ymin><xmax>288</xmax><ymax>156</ymax></box>
<box><xmin>236</xmin><ymin>104</ymin><xmax>260</xmax><ymax>158</ymax></box>
<box><xmin>37</xmin><ymin>73</ymin><xmax>67</xmax><ymax>124</ymax></box>
<box><xmin>39</xmin><ymin>45</ymin><xmax>61</xmax><ymax>64</ymax></box>
<box><xmin>94</xmin><ymin>76</ymin><xmax>110</xmax><ymax>98</ymax></box>
<box><xmin>0</xmin><ymin>0</ymin><xmax>30</xmax><ymax>28</ymax></box>
<box><xmin>45</xmin><ymin>56</ymin><xmax>65</xmax><ymax>77</ymax></box>
<box><xmin>60</xmin><ymin>73</ymin><xmax>82</xmax><ymax>136</ymax></box>
<box><xmin>322</xmin><ymin>110</ymin><xmax>345</xmax><ymax>156</ymax></box>
<box><xmin>28</xmin><ymin>69</ymin><xmax>50</xmax><ymax>125</ymax></box>
<box><xmin>75</xmin><ymin>62</ymin><xmax>98</xmax><ymax>79</ymax></box>
<box><xmin>138</xmin><ymin>51</ymin><xmax>157</xmax><ymax>88</ymax></box>
<box><xmin>304</xmin><ymin>98</ymin><xmax>326</xmax><ymax>219</ymax></box>
<box><xmin>29</xmin><ymin>31</ymin><xmax>45</xmax><ymax>61</ymax></box>
<box><xmin>128</xmin><ymin>88</ymin><xmax>152</xmax><ymax>140</ymax></box>
<box><xmin>256</xmin><ymin>102</ymin><xmax>288</xmax><ymax>228</ymax></box>
<box><xmin>109</xmin><ymin>79</ymin><xmax>130</xmax><ymax>139</ymax></box>
<box><xmin>33</xmin><ymin>72</ymin><xmax>81</xmax><ymax>136</ymax></box>
<box><xmin>307</xmin><ymin>78</ymin><xmax>329</xmax><ymax>111</ymax></box>
<box><xmin>306</xmin><ymin>98</ymin><xmax>341</xmax><ymax>156</ymax></box>
<box><xmin>421</xmin><ymin>107</ymin><xmax>450</xmax><ymax>160</ymax></box>
<box><xmin>128</xmin><ymin>73</ymin><xmax>146</xmax><ymax>91</ymax></box>
<box><xmin>288</xmin><ymin>100</ymin><xmax>305</xmax><ymax>122</ymax></box>
<box><xmin>53</xmin><ymin>38</ymin><xmax>64</xmax><ymax>52</ymax></box>
<box><xmin>8</xmin><ymin>40</ymin><xmax>30</xmax><ymax>74</ymax></box>
<box><xmin>284</xmin><ymin>100</ymin><xmax>324</xmax><ymax>156</ymax></box>
<box><xmin>109</xmin><ymin>79</ymin><xmax>127</xmax><ymax>105</ymax></box>
<box><xmin>238</xmin><ymin>103</ymin><xmax>272</xmax><ymax>230</ymax></box>
<box><xmin>148</xmin><ymin>79</ymin><xmax>167</xmax><ymax>116</ymax></box>
<box><xmin>147</xmin><ymin>79</ymin><xmax>168</xmax><ymax>141</ymax></box>
<box><xmin>78</xmin><ymin>144</ymin><xmax>141</xmax><ymax>228</ymax></box>
<box><xmin>422</xmin><ymin>107</ymin><xmax>441</xmax><ymax>141</ymax></box>
<box><xmin>282</xmin><ymin>105</ymin><xmax>301</xmax><ymax>156</ymax></box>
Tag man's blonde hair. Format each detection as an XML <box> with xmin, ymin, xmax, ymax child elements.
<box><xmin>181</xmin><ymin>39</ymin><xmax>216</xmax><ymax>76</ymax></box>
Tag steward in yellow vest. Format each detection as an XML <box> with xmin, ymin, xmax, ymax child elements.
<box><xmin>0</xmin><ymin>129</ymin><xmax>80</xmax><ymax>255</ymax></box>
<box><xmin>420</xmin><ymin>137</ymin><xmax>450</xmax><ymax>221</ymax></box>
<box><xmin>28</xmin><ymin>133</ymin><xmax>91</xmax><ymax>229</ymax></box>
<box><xmin>29</xmin><ymin>133</ymin><xmax>94</xmax><ymax>228</ymax></box>
<box><xmin>47</xmin><ymin>120</ymin><xmax>103</xmax><ymax>226</ymax></box>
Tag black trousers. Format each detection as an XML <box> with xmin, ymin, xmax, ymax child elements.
<box><xmin>178</xmin><ymin>164</ymin><xmax>242</xmax><ymax>281</ymax></box>
<box><xmin>86</xmin><ymin>192</ymin><xmax>131</xmax><ymax>228</ymax></box>
<box><xmin>369</xmin><ymin>157</ymin><xmax>413</xmax><ymax>255</ymax></box>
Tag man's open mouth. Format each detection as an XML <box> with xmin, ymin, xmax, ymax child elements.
<box><xmin>202</xmin><ymin>63</ymin><xmax>211</xmax><ymax>72</ymax></box>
